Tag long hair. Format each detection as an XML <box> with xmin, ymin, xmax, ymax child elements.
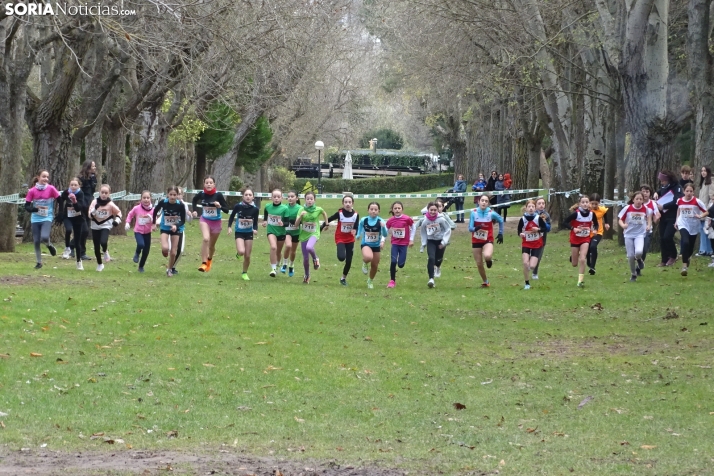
<box><xmin>31</xmin><ymin>170</ymin><xmax>49</xmax><ymax>186</ymax></box>
<box><xmin>700</xmin><ymin>166</ymin><xmax>712</xmax><ymax>187</ymax></box>
<box><xmin>660</xmin><ymin>170</ymin><xmax>678</xmax><ymax>185</ymax></box>
<box><xmin>79</xmin><ymin>160</ymin><xmax>94</xmax><ymax>179</ymax></box>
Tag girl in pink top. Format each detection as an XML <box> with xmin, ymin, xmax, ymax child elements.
<box><xmin>24</xmin><ymin>170</ymin><xmax>60</xmax><ymax>269</ymax></box>
<box><xmin>125</xmin><ymin>191</ymin><xmax>156</xmax><ymax>273</ymax></box>
<box><xmin>385</xmin><ymin>201</ymin><xmax>415</xmax><ymax>288</ymax></box>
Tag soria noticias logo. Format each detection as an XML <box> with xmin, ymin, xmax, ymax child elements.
<box><xmin>4</xmin><ymin>2</ymin><xmax>137</xmax><ymax>16</ymax></box>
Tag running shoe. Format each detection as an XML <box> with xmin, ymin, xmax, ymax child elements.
<box><xmin>81</xmin><ymin>254</ymin><xmax>92</xmax><ymax>261</ymax></box>
<box><xmin>133</xmin><ymin>253</ymin><xmax>139</xmax><ymax>263</ymax></box>
<box><xmin>340</xmin><ymin>278</ymin><xmax>347</xmax><ymax>286</ymax></box>
<box><xmin>198</xmin><ymin>263</ymin><xmax>207</xmax><ymax>272</ymax></box>
<box><xmin>486</xmin><ymin>260</ymin><xmax>492</xmax><ymax>269</ymax></box>
<box><xmin>280</xmin><ymin>264</ymin><xmax>287</xmax><ymax>274</ymax></box>
<box><xmin>242</xmin><ymin>272</ymin><xmax>250</xmax><ymax>281</ymax></box>
<box><xmin>589</xmin><ymin>268</ymin><xmax>596</xmax><ymax>275</ymax></box>
<box><xmin>531</xmin><ymin>274</ymin><xmax>539</xmax><ymax>280</ymax></box>
<box><xmin>166</xmin><ymin>269</ymin><xmax>173</xmax><ymax>277</ymax></box>
<box><xmin>523</xmin><ymin>284</ymin><xmax>531</xmax><ymax>290</ymax></box>
<box><xmin>303</xmin><ymin>275</ymin><xmax>310</xmax><ymax>284</ymax></box>
<box><xmin>48</xmin><ymin>244</ymin><xmax>57</xmax><ymax>256</ymax></box>
<box><xmin>96</xmin><ymin>264</ymin><xmax>104</xmax><ymax>272</ymax></box>
<box><xmin>138</xmin><ymin>267</ymin><xmax>145</xmax><ymax>273</ymax></box>
<box><xmin>636</xmin><ymin>267</ymin><xmax>641</xmax><ymax>276</ymax></box>
<box><xmin>681</xmin><ymin>267</ymin><xmax>688</xmax><ymax>276</ymax></box>
<box><xmin>665</xmin><ymin>258</ymin><xmax>676</xmax><ymax>266</ymax></box>
<box><xmin>387</xmin><ymin>280</ymin><xmax>395</xmax><ymax>288</ymax></box>
<box><xmin>708</xmin><ymin>261</ymin><xmax>714</xmax><ymax>268</ymax></box>
<box><xmin>171</xmin><ymin>268</ymin><xmax>179</xmax><ymax>275</ymax></box>
<box><xmin>630</xmin><ymin>275</ymin><xmax>637</xmax><ymax>282</ymax></box>
<box><xmin>362</xmin><ymin>262</ymin><xmax>369</xmax><ymax>274</ymax></box>
<box><xmin>103</xmin><ymin>251</ymin><xmax>111</xmax><ymax>262</ymax></box>
<box><xmin>637</xmin><ymin>258</ymin><xmax>645</xmax><ymax>270</ymax></box>
<box><xmin>69</xmin><ymin>249</ymin><xmax>75</xmax><ymax>259</ymax></box>
<box><xmin>34</xmin><ymin>262</ymin><xmax>42</xmax><ymax>270</ymax></box>
<box><xmin>62</xmin><ymin>247</ymin><xmax>71</xmax><ymax>259</ymax></box>
<box><xmin>270</xmin><ymin>269</ymin><xmax>277</xmax><ymax>278</ymax></box>
<box><xmin>427</xmin><ymin>278</ymin><xmax>435</xmax><ymax>288</ymax></box>
<box><xmin>205</xmin><ymin>258</ymin><xmax>213</xmax><ymax>271</ymax></box>
<box><xmin>288</xmin><ymin>267</ymin><xmax>295</xmax><ymax>277</ymax></box>
<box><xmin>367</xmin><ymin>279</ymin><xmax>374</xmax><ymax>289</ymax></box>
<box><xmin>577</xmin><ymin>281</ymin><xmax>584</xmax><ymax>287</ymax></box>
<box><xmin>76</xmin><ymin>261</ymin><xmax>83</xmax><ymax>271</ymax></box>
<box><xmin>481</xmin><ymin>281</ymin><xmax>490</xmax><ymax>288</ymax></box>
<box><xmin>313</xmin><ymin>258</ymin><xmax>320</xmax><ymax>270</ymax></box>
<box><xmin>434</xmin><ymin>267</ymin><xmax>441</xmax><ymax>278</ymax></box>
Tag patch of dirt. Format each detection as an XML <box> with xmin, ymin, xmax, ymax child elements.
<box><xmin>0</xmin><ymin>448</ymin><xmax>407</xmax><ymax>475</ymax></box>
<box><xmin>0</xmin><ymin>275</ymin><xmax>86</xmax><ymax>287</ymax></box>
<box><xmin>519</xmin><ymin>338</ymin><xmax>656</xmax><ymax>359</ymax></box>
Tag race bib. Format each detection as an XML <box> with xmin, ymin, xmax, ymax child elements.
<box><xmin>268</xmin><ymin>214</ymin><xmax>282</xmax><ymax>226</ymax></box>
<box><xmin>525</xmin><ymin>231</ymin><xmax>540</xmax><ymax>241</ymax></box>
<box><xmin>138</xmin><ymin>216</ymin><xmax>151</xmax><ymax>226</ymax></box>
<box><xmin>425</xmin><ymin>223</ymin><xmax>439</xmax><ymax>236</ymax></box>
<box><xmin>392</xmin><ymin>228</ymin><xmax>405</xmax><ymax>239</ymax></box>
<box><xmin>301</xmin><ymin>222</ymin><xmax>316</xmax><ymax>233</ymax></box>
<box><xmin>285</xmin><ymin>224</ymin><xmax>297</xmax><ymax>231</ymax></box>
<box><xmin>164</xmin><ymin>215</ymin><xmax>179</xmax><ymax>225</ymax></box>
<box><xmin>365</xmin><ymin>231</ymin><xmax>379</xmax><ymax>242</ymax></box>
<box><xmin>203</xmin><ymin>206</ymin><xmax>217</xmax><ymax>218</ymax></box>
<box><xmin>36</xmin><ymin>206</ymin><xmax>49</xmax><ymax>217</ymax></box>
<box><xmin>629</xmin><ymin>212</ymin><xmax>644</xmax><ymax>223</ymax></box>
<box><xmin>238</xmin><ymin>218</ymin><xmax>253</xmax><ymax>230</ymax></box>
<box><xmin>340</xmin><ymin>223</ymin><xmax>354</xmax><ymax>233</ymax></box>
<box><xmin>66</xmin><ymin>208</ymin><xmax>78</xmax><ymax>218</ymax></box>
<box><xmin>575</xmin><ymin>227</ymin><xmax>590</xmax><ymax>237</ymax></box>
<box><xmin>473</xmin><ymin>229</ymin><xmax>488</xmax><ymax>241</ymax></box>
<box><xmin>96</xmin><ymin>209</ymin><xmax>109</xmax><ymax>220</ymax></box>
<box><xmin>680</xmin><ymin>207</ymin><xmax>694</xmax><ymax>218</ymax></box>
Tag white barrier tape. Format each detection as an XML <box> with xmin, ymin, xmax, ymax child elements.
<box><xmin>182</xmin><ymin>188</ymin><xmax>545</xmax><ymax>199</ymax></box>
<box><xmin>0</xmin><ymin>193</ymin><xmax>19</xmax><ymax>203</ymax></box>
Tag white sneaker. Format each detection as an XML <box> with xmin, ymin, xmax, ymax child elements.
<box><xmin>104</xmin><ymin>251</ymin><xmax>111</xmax><ymax>262</ymax></box>
<box><xmin>62</xmin><ymin>247</ymin><xmax>71</xmax><ymax>259</ymax></box>
<box><xmin>434</xmin><ymin>267</ymin><xmax>441</xmax><ymax>278</ymax></box>
<box><xmin>76</xmin><ymin>261</ymin><xmax>84</xmax><ymax>271</ymax></box>
<box><xmin>96</xmin><ymin>264</ymin><xmax>104</xmax><ymax>272</ymax></box>
<box><xmin>362</xmin><ymin>262</ymin><xmax>369</xmax><ymax>274</ymax></box>
<box><xmin>532</xmin><ymin>274</ymin><xmax>539</xmax><ymax>280</ymax></box>
<box><xmin>427</xmin><ymin>278</ymin><xmax>435</xmax><ymax>288</ymax></box>
<box><xmin>708</xmin><ymin>261</ymin><xmax>714</xmax><ymax>268</ymax></box>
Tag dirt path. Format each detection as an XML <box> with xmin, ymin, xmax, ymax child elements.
<box><xmin>0</xmin><ymin>448</ymin><xmax>408</xmax><ymax>475</ymax></box>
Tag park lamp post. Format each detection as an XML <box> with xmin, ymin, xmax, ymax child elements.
<box><xmin>315</xmin><ymin>140</ymin><xmax>324</xmax><ymax>194</ymax></box>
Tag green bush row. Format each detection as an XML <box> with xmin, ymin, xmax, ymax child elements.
<box><xmin>326</xmin><ymin>152</ymin><xmax>427</xmax><ymax>168</ymax></box>
<box><xmin>292</xmin><ymin>174</ymin><xmax>452</xmax><ymax>194</ymax></box>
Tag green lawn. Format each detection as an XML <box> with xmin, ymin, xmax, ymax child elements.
<box><xmin>0</xmin><ymin>195</ymin><xmax>712</xmax><ymax>474</ymax></box>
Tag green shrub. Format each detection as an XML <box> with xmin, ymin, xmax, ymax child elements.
<box><xmin>293</xmin><ymin>174</ymin><xmax>451</xmax><ymax>195</ymax></box>
<box><xmin>267</xmin><ymin>166</ymin><xmax>296</xmax><ymax>192</ymax></box>
<box><xmin>229</xmin><ymin>176</ymin><xmax>244</xmax><ymax>192</ymax></box>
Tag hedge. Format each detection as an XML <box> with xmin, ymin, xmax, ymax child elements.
<box><xmin>293</xmin><ymin>174</ymin><xmax>452</xmax><ymax>194</ymax></box>
<box><xmin>326</xmin><ymin>152</ymin><xmax>427</xmax><ymax>168</ymax></box>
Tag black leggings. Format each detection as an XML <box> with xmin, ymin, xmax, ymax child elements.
<box><xmin>81</xmin><ymin>215</ymin><xmax>91</xmax><ymax>257</ymax></box>
<box><xmin>336</xmin><ymin>242</ymin><xmax>354</xmax><ymax>276</ymax></box>
<box><xmin>426</xmin><ymin>240</ymin><xmax>445</xmax><ymax>279</ymax></box>
<box><xmin>586</xmin><ymin>234</ymin><xmax>602</xmax><ymax>269</ymax></box>
<box><xmin>659</xmin><ymin>218</ymin><xmax>677</xmax><ymax>263</ymax></box>
<box><xmin>498</xmin><ymin>206</ymin><xmax>508</xmax><ymax>220</ymax></box>
<box><xmin>173</xmin><ymin>231</ymin><xmax>184</xmax><ymax>268</ymax></box>
<box><xmin>680</xmin><ymin>229</ymin><xmax>697</xmax><ymax>266</ymax></box>
<box><xmin>92</xmin><ymin>228</ymin><xmax>110</xmax><ymax>264</ymax></box>
<box><xmin>66</xmin><ymin>218</ymin><xmax>84</xmax><ymax>261</ymax></box>
<box><xmin>134</xmin><ymin>232</ymin><xmax>152</xmax><ymax>268</ymax></box>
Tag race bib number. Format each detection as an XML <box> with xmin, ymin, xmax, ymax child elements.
<box><xmin>425</xmin><ymin>223</ymin><xmax>439</xmax><ymax>236</ymax></box>
<box><xmin>36</xmin><ymin>206</ymin><xmax>49</xmax><ymax>217</ymax></box>
<box><xmin>340</xmin><ymin>223</ymin><xmax>353</xmax><ymax>233</ymax></box>
<box><xmin>473</xmin><ymin>229</ymin><xmax>488</xmax><ymax>241</ymax></box>
<box><xmin>66</xmin><ymin>208</ymin><xmax>78</xmax><ymax>218</ymax></box>
<box><xmin>680</xmin><ymin>207</ymin><xmax>694</xmax><ymax>218</ymax></box>
<box><xmin>365</xmin><ymin>231</ymin><xmax>379</xmax><ymax>242</ymax></box>
<box><xmin>301</xmin><ymin>222</ymin><xmax>316</xmax><ymax>233</ymax></box>
<box><xmin>392</xmin><ymin>228</ymin><xmax>405</xmax><ymax>239</ymax></box>
<box><xmin>575</xmin><ymin>227</ymin><xmax>590</xmax><ymax>237</ymax></box>
<box><xmin>138</xmin><ymin>216</ymin><xmax>151</xmax><ymax>226</ymax></box>
<box><xmin>629</xmin><ymin>212</ymin><xmax>644</xmax><ymax>223</ymax></box>
<box><xmin>203</xmin><ymin>206</ymin><xmax>217</xmax><ymax>218</ymax></box>
<box><xmin>525</xmin><ymin>231</ymin><xmax>540</xmax><ymax>241</ymax></box>
<box><xmin>96</xmin><ymin>209</ymin><xmax>109</xmax><ymax>220</ymax></box>
<box><xmin>164</xmin><ymin>215</ymin><xmax>179</xmax><ymax>225</ymax></box>
<box><xmin>238</xmin><ymin>218</ymin><xmax>253</xmax><ymax>230</ymax></box>
<box><xmin>268</xmin><ymin>214</ymin><xmax>282</xmax><ymax>226</ymax></box>
<box><xmin>285</xmin><ymin>224</ymin><xmax>297</xmax><ymax>231</ymax></box>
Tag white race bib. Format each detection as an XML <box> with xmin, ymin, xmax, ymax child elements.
<box><xmin>238</xmin><ymin>218</ymin><xmax>253</xmax><ymax>230</ymax></box>
<box><xmin>96</xmin><ymin>209</ymin><xmax>109</xmax><ymax>220</ymax></box>
<box><xmin>138</xmin><ymin>216</ymin><xmax>151</xmax><ymax>226</ymax></box>
<box><xmin>629</xmin><ymin>212</ymin><xmax>645</xmax><ymax>223</ymax></box>
<box><xmin>365</xmin><ymin>231</ymin><xmax>379</xmax><ymax>242</ymax></box>
<box><xmin>164</xmin><ymin>215</ymin><xmax>179</xmax><ymax>225</ymax></box>
<box><xmin>525</xmin><ymin>231</ymin><xmax>540</xmax><ymax>241</ymax></box>
<box><xmin>425</xmin><ymin>223</ymin><xmax>439</xmax><ymax>236</ymax></box>
<box><xmin>473</xmin><ymin>229</ymin><xmax>488</xmax><ymax>241</ymax></box>
<box><xmin>680</xmin><ymin>207</ymin><xmax>694</xmax><ymax>218</ymax></box>
<box><xmin>285</xmin><ymin>224</ymin><xmax>297</xmax><ymax>231</ymax></box>
<box><xmin>66</xmin><ymin>208</ymin><xmax>78</xmax><ymax>218</ymax></box>
<box><xmin>340</xmin><ymin>223</ymin><xmax>354</xmax><ymax>233</ymax></box>
<box><xmin>203</xmin><ymin>206</ymin><xmax>217</xmax><ymax>218</ymax></box>
<box><xmin>575</xmin><ymin>227</ymin><xmax>590</xmax><ymax>237</ymax></box>
<box><xmin>36</xmin><ymin>206</ymin><xmax>49</xmax><ymax>217</ymax></box>
<box><xmin>268</xmin><ymin>214</ymin><xmax>282</xmax><ymax>226</ymax></box>
<box><xmin>392</xmin><ymin>228</ymin><xmax>405</xmax><ymax>239</ymax></box>
<box><xmin>301</xmin><ymin>222</ymin><xmax>316</xmax><ymax>233</ymax></box>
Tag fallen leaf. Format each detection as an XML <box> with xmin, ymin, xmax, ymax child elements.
<box><xmin>364</xmin><ymin>336</ymin><xmax>372</xmax><ymax>341</ymax></box>
<box><xmin>591</xmin><ymin>303</ymin><xmax>603</xmax><ymax>311</ymax></box>
<box><xmin>526</xmin><ymin>427</ymin><xmax>537</xmax><ymax>433</ymax></box>
<box><xmin>0</xmin><ymin>421</ymin><xmax>4</xmax><ymax>428</ymax></box>
<box><xmin>0</xmin><ymin>354</ymin><xmax>9</xmax><ymax>359</ymax></box>
<box><xmin>577</xmin><ymin>396</ymin><xmax>594</xmax><ymax>409</ymax></box>
<box><xmin>620</xmin><ymin>441</ymin><xmax>629</xmax><ymax>445</ymax></box>
<box><xmin>202</xmin><ymin>363</ymin><xmax>215</xmax><ymax>368</ymax></box>
<box><xmin>453</xmin><ymin>402</ymin><xmax>466</xmax><ymax>410</ymax></box>
<box><xmin>640</xmin><ymin>445</ymin><xmax>657</xmax><ymax>450</ymax></box>
<box><xmin>499</xmin><ymin>459</ymin><xmax>505</xmax><ymax>466</ymax></box>
<box><xmin>90</xmin><ymin>432</ymin><xmax>105</xmax><ymax>440</ymax></box>
<box><xmin>294</xmin><ymin>416</ymin><xmax>305</xmax><ymax>423</ymax></box>
<box><xmin>30</xmin><ymin>352</ymin><xmax>42</xmax><ymax>357</ymax></box>
<box><xmin>166</xmin><ymin>430</ymin><xmax>178</xmax><ymax>438</ymax></box>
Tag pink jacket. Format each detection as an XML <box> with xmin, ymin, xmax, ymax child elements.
<box><xmin>126</xmin><ymin>203</ymin><xmax>155</xmax><ymax>234</ymax></box>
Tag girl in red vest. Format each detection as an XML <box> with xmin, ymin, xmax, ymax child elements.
<box><xmin>565</xmin><ymin>196</ymin><xmax>599</xmax><ymax>287</ymax></box>
<box><xmin>517</xmin><ymin>200</ymin><xmax>548</xmax><ymax>289</ymax></box>
<box><xmin>326</xmin><ymin>195</ymin><xmax>359</xmax><ymax>286</ymax></box>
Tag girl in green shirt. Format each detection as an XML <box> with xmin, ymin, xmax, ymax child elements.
<box><xmin>262</xmin><ymin>189</ymin><xmax>289</xmax><ymax>277</ymax></box>
<box><xmin>281</xmin><ymin>191</ymin><xmax>303</xmax><ymax>277</ymax></box>
<box><xmin>293</xmin><ymin>191</ymin><xmax>328</xmax><ymax>284</ymax></box>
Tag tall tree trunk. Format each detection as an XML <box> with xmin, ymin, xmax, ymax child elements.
<box><xmin>0</xmin><ymin>104</ymin><xmax>25</xmax><ymax>252</ymax></box>
<box><xmin>105</xmin><ymin>123</ymin><xmax>127</xmax><ymax>236</ymax></box>
<box><xmin>195</xmin><ymin>145</ymin><xmax>207</xmax><ymax>187</ymax></box>
<box><xmin>688</xmin><ymin>0</ymin><xmax>714</xmax><ymax>169</ymax></box>
<box><xmin>513</xmin><ymin>137</ymin><xmax>528</xmax><ymax>191</ymax></box>
<box><xmin>213</xmin><ymin>109</ymin><xmax>263</xmax><ymax>190</ymax></box>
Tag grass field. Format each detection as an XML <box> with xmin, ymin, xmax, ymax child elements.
<box><xmin>1</xmin><ymin>193</ymin><xmax>713</xmax><ymax>474</ymax></box>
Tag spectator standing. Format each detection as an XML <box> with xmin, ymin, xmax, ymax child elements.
<box><xmin>453</xmin><ymin>174</ymin><xmax>466</xmax><ymax>223</ymax></box>
<box><xmin>697</xmin><ymin>166</ymin><xmax>713</xmax><ymax>256</ymax></box>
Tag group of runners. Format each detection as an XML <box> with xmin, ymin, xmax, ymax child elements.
<box><xmin>23</xmin><ymin>165</ymin><xmax>713</xmax><ymax>288</ymax></box>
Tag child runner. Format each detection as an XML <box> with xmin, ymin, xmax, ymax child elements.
<box><xmin>192</xmin><ymin>176</ymin><xmax>229</xmax><ymax>273</ymax></box>
<box><xmin>263</xmin><ymin>189</ymin><xmax>289</xmax><ymax>277</ymax></box>
<box><xmin>58</xmin><ymin>177</ymin><xmax>85</xmax><ymax>269</ymax></box>
<box><xmin>531</xmin><ymin>197</ymin><xmax>551</xmax><ymax>279</ymax></box>
<box><xmin>227</xmin><ymin>188</ymin><xmax>260</xmax><ymax>281</ymax></box>
<box><xmin>125</xmin><ymin>191</ymin><xmax>155</xmax><ymax>273</ymax></box>
<box><xmin>674</xmin><ymin>183</ymin><xmax>708</xmax><ymax>276</ymax></box>
<box><xmin>639</xmin><ymin>185</ymin><xmax>660</xmax><ymax>269</ymax></box>
<box><xmin>24</xmin><ymin>170</ymin><xmax>59</xmax><ymax>269</ymax></box>
<box><xmin>293</xmin><ymin>191</ymin><xmax>328</xmax><ymax>284</ymax></box>
<box><xmin>88</xmin><ymin>184</ymin><xmax>123</xmax><ymax>272</ymax></box>
<box><xmin>152</xmin><ymin>186</ymin><xmax>186</xmax><ymax>277</ymax></box>
<box><xmin>468</xmin><ymin>194</ymin><xmax>504</xmax><ymax>288</ymax></box>
<box><xmin>281</xmin><ymin>190</ymin><xmax>303</xmax><ymax>277</ymax></box>
<box><xmin>326</xmin><ymin>195</ymin><xmax>359</xmax><ymax>286</ymax></box>
<box><xmin>421</xmin><ymin>201</ymin><xmax>452</xmax><ymax>288</ymax></box>
<box><xmin>170</xmin><ymin>187</ymin><xmax>192</xmax><ymax>275</ymax></box>
<box><xmin>618</xmin><ymin>191</ymin><xmax>653</xmax><ymax>282</ymax></box>
<box><xmin>78</xmin><ymin>160</ymin><xmax>97</xmax><ymax>261</ymax></box>
<box><xmin>416</xmin><ymin>198</ymin><xmax>457</xmax><ymax>274</ymax></box>
<box><xmin>564</xmin><ymin>195</ymin><xmax>599</xmax><ymax>287</ymax></box>
<box><xmin>586</xmin><ymin>193</ymin><xmax>611</xmax><ymax>275</ymax></box>
<box><xmin>356</xmin><ymin>202</ymin><xmax>388</xmax><ymax>289</ymax></box>
<box><xmin>518</xmin><ymin>200</ymin><xmax>548</xmax><ymax>289</ymax></box>
<box><xmin>385</xmin><ymin>201</ymin><xmax>415</xmax><ymax>288</ymax></box>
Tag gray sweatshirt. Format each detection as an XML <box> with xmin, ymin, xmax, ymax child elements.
<box><xmin>420</xmin><ymin>215</ymin><xmax>452</xmax><ymax>247</ymax></box>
